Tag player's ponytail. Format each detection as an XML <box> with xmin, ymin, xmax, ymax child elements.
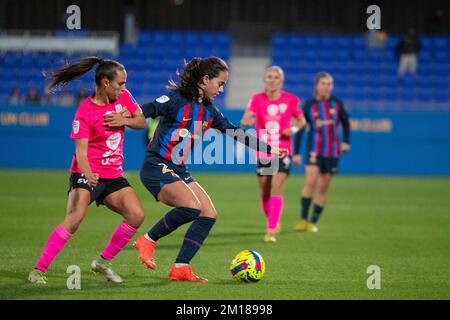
<box><xmin>46</xmin><ymin>56</ymin><xmax>124</xmax><ymax>92</ymax></box>
<box><xmin>169</xmin><ymin>56</ymin><xmax>228</xmax><ymax>102</ymax></box>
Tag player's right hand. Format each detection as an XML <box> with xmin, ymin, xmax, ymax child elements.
<box><xmin>293</xmin><ymin>154</ymin><xmax>302</xmax><ymax>166</ymax></box>
<box><xmin>271</xmin><ymin>147</ymin><xmax>289</xmax><ymax>158</ymax></box>
<box><xmin>87</xmin><ymin>173</ymin><xmax>99</xmax><ymax>187</ymax></box>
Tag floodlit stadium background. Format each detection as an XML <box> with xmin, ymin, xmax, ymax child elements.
<box><xmin>0</xmin><ymin>0</ymin><xmax>449</xmax><ymax>175</ymax></box>
<box><xmin>0</xmin><ymin>0</ymin><xmax>450</xmax><ymax>301</ymax></box>
<box><xmin>0</xmin><ymin>0</ymin><xmax>450</xmax><ymax>175</ymax></box>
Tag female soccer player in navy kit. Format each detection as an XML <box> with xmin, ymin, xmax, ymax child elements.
<box><xmin>28</xmin><ymin>57</ymin><xmax>147</xmax><ymax>284</ymax></box>
<box><xmin>134</xmin><ymin>57</ymin><xmax>285</xmax><ymax>282</ymax></box>
<box><xmin>293</xmin><ymin>72</ymin><xmax>350</xmax><ymax>233</ymax></box>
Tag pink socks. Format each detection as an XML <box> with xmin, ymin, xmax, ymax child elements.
<box><xmin>100</xmin><ymin>221</ymin><xmax>138</xmax><ymax>261</ymax></box>
<box><xmin>260</xmin><ymin>196</ymin><xmax>270</xmax><ymax>218</ymax></box>
<box><xmin>35</xmin><ymin>224</ymin><xmax>72</xmax><ymax>272</ymax></box>
<box><xmin>267</xmin><ymin>196</ymin><xmax>283</xmax><ymax>232</ymax></box>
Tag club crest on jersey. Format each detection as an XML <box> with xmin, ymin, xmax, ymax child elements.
<box><xmin>72</xmin><ymin>120</ymin><xmax>80</xmax><ymax>134</ymax></box>
<box><xmin>114</xmin><ymin>104</ymin><xmax>123</xmax><ymax>112</ymax></box>
<box><xmin>156</xmin><ymin>95</ymin><xmax>170</xmax><ymax>103</ymax></box>
<box><xmin>279</xmin><ymin>103</ymin><xmax>287</xmax><ymax>113</ymax></box>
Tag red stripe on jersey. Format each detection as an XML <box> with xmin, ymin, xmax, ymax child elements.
<box><xmin>324</xmin><ymin>100</ymin><xmax>333</xmax><ymax>157</ymax></box>
<box><xmin>164</xmin><ymin>103</ymin><xmax>191</xmax><ymax>160</ymax></box>
<box><xmin>179</xmin><ymin>104</ymin><xmax>205</xmax><ymax>165</ymax></box>
<box><xmin>203</xmin><ymin>115</ymin><xmax>213</xmax><ymax>136</ymax></box>
<box><xmin>335</xmin><ymin>102</ymin><xmax>341</xmax><ymax>157</ymax></box>
<box><xmin>312</xmin><ymin>102</ymin><xmax>323</xmax><ymax>155</ymax></box>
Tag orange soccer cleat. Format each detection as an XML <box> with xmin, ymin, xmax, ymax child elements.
<box><xmin>133</xmin><ymin>235</ymin><xmax>157</xmax><ymax>270</ymax></box>
<box><xmin>168</xmin><ymin>264</ymin><xmax>208</xmax><ymax>282</ymax></box>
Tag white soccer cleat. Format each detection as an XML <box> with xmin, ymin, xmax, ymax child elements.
<box><xmin>91</xmin><ymin>258</ymin><xmax>123</xmax><ymax>283</ymax></box>
<box><xmin>28</xmin><ymin>269</ymin><xmax>47</xmax><ymax>284</ymax></box>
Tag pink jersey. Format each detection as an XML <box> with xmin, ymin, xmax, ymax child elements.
<box><xmin>70</xmin><ymin>89</ymin><xmax>140</xmax><ymax>179</ymax></box>
<box><xmin>247</xmin><ymin>91</ymin><xmax>302</xmax><ymax>159</ymax></box>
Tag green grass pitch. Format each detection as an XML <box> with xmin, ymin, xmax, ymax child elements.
<box><xmin>0</xmin><ymin>169</ymin><xmax>449</xmax><ymax>299</ymax></box>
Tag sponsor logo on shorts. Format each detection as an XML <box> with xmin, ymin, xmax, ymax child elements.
<box><xmin>158</xmin><ymin>163</ymin><xmax>179</xmax><ymax>178</ymax></box>
<box><xmin>77</xmin><ymin>177</ymin><xmax>89</xmax><ymax>185</ymax></box>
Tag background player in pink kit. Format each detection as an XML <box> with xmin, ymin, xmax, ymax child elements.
<box><xmin>241</xmin><ymin>66</ymin><xmax>305</xmax><ymax>243</ymax></box>
<box><xmin>28</xmin><ymin>57</ymin><xmax>147</xmax><ymax>284</ymax></box>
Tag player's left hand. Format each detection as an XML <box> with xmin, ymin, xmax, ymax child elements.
<box><xmin>271</xmin><ymin>147</ymin><xmax>289</xmax><ymax>158</ymax></box>
<box><xmin>120</xmin><ymin>107</ymin><xmax>132</xmax><ymax>118</ymax></box>
<box><xmin>293</xmin><ymin>154</ymin><xmax>302</xmax><ymax>166</ymax></box>
<box><xmin>341</xmin><ymin>142</ymin><xmax>350</xmax><ymax>153</ymax></box>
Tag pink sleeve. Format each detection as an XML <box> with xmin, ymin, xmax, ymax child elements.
<box><xmin>291</xmin><ymin>96</ymin><xmax>302</xmax><ymax>118</ymax></box>
<box><xmin>122</xmin><ymin>90</ymin><xmax>140</xmax><ymax>114</ymax></box>
<box><xmin>70</xmin><ymin>108</ymin><xmax>90</xmax><ymax>139</ymax></box>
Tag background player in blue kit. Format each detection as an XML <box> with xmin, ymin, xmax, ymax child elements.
<box><xmin>134</xmin><ymin>56</ymin><xmax>286</xmax><ymax>282</ymax></box>
<box><xmin>293</xmin><ymin>72</ymin><xmax>351</xmax><ymax>233</ymax></box>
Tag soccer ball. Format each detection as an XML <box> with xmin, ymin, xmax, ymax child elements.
<box><xmin>230</xmin><ymin>250</ymin><xmax>265</xmax><ymax>283</ymax></box>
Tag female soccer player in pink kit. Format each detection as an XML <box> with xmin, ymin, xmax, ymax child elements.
<box><xmin>241</xmin><ymin>66</ymin><xmax>305</xmax><ymax>242</ymax></box>
<box><xmin>28</xmin><ymin>57</ymin><xmax>147</xmax><ymax>284</ymax></box>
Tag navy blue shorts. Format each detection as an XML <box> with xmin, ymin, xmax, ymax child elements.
<box><xmin>140</xmin><ymin>153</ymin><xmax>195</xmax><ymax>201</ymax></box>
<box><xmin>306</xmin><ymin>153</ymin><xmax>339</xmax><ymax>174</ymax></box>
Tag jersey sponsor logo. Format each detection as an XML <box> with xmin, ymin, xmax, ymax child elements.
<box><xmin>114</xmin><ymin>104</ymin><xmax>123</xmax><ymax>112</ymax></box>
<box><xmin>72</xmin><ymin>120</ymin><xmax>80</xmax><ymax>134</ymax></box>
<box><xmin>106</xmin><ymin>133</ymin><xmax>122</xmax><ymax>150</ymax></box>
<box><xmin>279</xmin><ymin>103</ymin><xmax>287</xmax><ymax>113</ymax></box>
<box><xmin>315</xmin><ymin>119</ymin><xmax>334</xmax><ymax>127</ymax></box>
<box><xmin>156</xmin><ymin>95</ymin><xmax>170</xmax><ymax>103</ymax></box>
<box><xmin>267</xmin><ymin>104</ymin><xmax>278</xmax><ymax>116</ymax></box>
<box><xmin>102</xmin><ymin>148</ymin><xmax>122</xmax><ymax>165</ymax></box>
<box><xmin>179</xmin><ymin>128</ymin><xmax>190</xmax><ymax>138</ymax></box>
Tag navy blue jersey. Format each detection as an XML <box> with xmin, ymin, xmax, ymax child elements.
<box><xmin>294</xmin><ymin>96</ymin><xmax>350</xmax><ymax>158</ymax></box>
<box><xmin>141</xmin><ymin>90</ymin><xmax>271</xmax><ymax>164</ymax></box>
